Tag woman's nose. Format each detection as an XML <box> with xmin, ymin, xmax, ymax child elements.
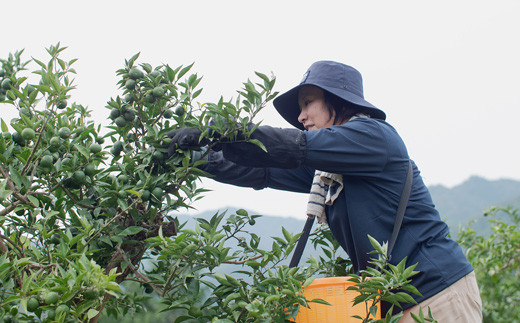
<box><xmin>297</xmin><ymin>110</ymin><xmax>306</xmax><ymax>124</ymax></box>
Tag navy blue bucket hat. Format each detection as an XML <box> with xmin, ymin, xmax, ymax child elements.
<box><xmin>273</xmin><ymin>61</ymin><xmax>386</xmax><ymax>130</ymax></box>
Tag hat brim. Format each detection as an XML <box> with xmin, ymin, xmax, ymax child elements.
<box><xmin>273</xmin><ymin>83</ymin><xmax>386</xmax><ymax>130</ymax></box>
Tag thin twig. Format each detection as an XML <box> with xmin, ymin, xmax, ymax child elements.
<box><xmin>21</xmin><ymin>105</ymin><xmax>54</xmax><ymax>176</ymax></box>
<box><xmin>0</xmin><ymin>166</ymin><xmax>32</xmax><ymax>205</ymax></box>
<box><xmin>0</xmin><ymin>201</ymin><xmax>20</xmax><ymax>217</ymax></box>
<box><xmin>223</xmin><ymin>254</ymin><xmax>262</xmax><ymax>265</ymax></box>
<box><xmin>0</xmin><ymin>233</ymin><xmax>25</xmax><ymax>256</ymax></box>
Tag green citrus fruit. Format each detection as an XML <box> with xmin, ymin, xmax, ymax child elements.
<box><xmin>21</xmin><ymin>128</ymin><xmax>36</xmax><ymax>140</ymax></box>
<box><xmin>44</xmin><ymin>291</ymin><xmax>60</xmax><ymax>305</ymax></box>
<box><xmin>127</xmin><ymin>133</ymin><xmax>137</xmax><ymax>142</ymax></box>
<box><xmin>174</xmin><ymin>105</ymin><xmax>185</xmax><ymax>116</ymax></box>
<box><xmin>57</xmin><ymin>100</ymin><xmax>67</xmax><ymax>110</ymax></box>
<box><xmin>47</xmin><ymin>309</ymin><xmax>56</xmax><ymax>320</ymax></box>
<box><xmin>124</xmin><ymin>93</ymin><xmax>136</xmax><ymax>103</ymax></box>
<box><xmin>248</xmin><ymin>219</ymin><xmax>256</xmax><ymax>225</ymax></box>
<box><xmin>128</xmin><ymin>68</ymin><xmax>144</xmax><ymax>80</ymax></box>
<box><xmin>1</xmin><ymin>78</ymin><xmax>12</xmax><ymax>90</ymax></box>
<box><xmin>118</xmin><ymin>174</ymin><xmax>128</xmax><ymax>184</ymax></box>
<box><xmin>144</xmin><ymin>283</ymin><xmax>153</xmax><ymax>293</ymax></box>
<box><xmin>110</xmin><ymin>147</ymin><xmax>120</xmax><ymax>156</ymax></box>
<box><xmin>58</xmin><ymin>127</ymin><xmax>71</xmax><ymax>139</ymax></box>
<box><xmin>12</xmin><ymin>132</ymin><xmax>25</xmax><ymax>146</ymax></box>
<box><xmin>40</xmin><ymin>155</ymin><xmax>54</xmax><ymax>169</ymax></box>
<box><xmin>118</xmin><ymin>190</ymin><xmax>126</xmax><ymax>199</ymax></box>
<box><xmin>152</xmin><ymin>187</ymin><xmax>163</xmax><ymax>201</ymax></box>
<box><xmin>125</xmin><ymin>79</ymin><xmax>136</xmax><ymax>90</ymax></box>
<box><xmin>150</xmin><ymin>70</ymin><xmax>161</xmax><ymax>79</ymax></box>
<box><xmin>145</xmin><ymin>93</ymin><xmax>155</xmax><ymax>103</ymax></box>
<box><xmin>96</xmin><ymin>136</ymin><xmax>105</xmax><ymax>144</ymax></box>
<box><xmin>115</xmin><ymin>116</ymin><xmax>128</xmax><ymax>128</ymax></box>
<box><xmin>72</xmin><ymin>170</ymin><xmax>86</xmax><ymax>185</ymax></box>
<box><xmin>163</xmin><ymin>109</ymin><xmax>173</xmax><ymax>119</ymax></box>
<box><xmin>56</xmin><ymin>304</ymin><xmax>70</xmax><ymax>316</ymax></box>
<box><xmin>0</xmin><ymin>69</ymin><xmax>5</xmax><ymax>77</ymax></box>
<box><xmin>141</xmin><ymin>189</ymin><xmax>150</xmax><ymax>201</ymax></box>
<box><xmin>85</xmin><ymin>164</ymin><xmax>97</xmax><ymax>177</ymax></box>
<box><xmin>50</xmin><ymin>136</ymin><xmax>61</xmax><ymax>148</ymax></box>
<box><xmin>89</xmin><ymin>143</ymin><xmax>102</xmax><ymax>154</ymax></box>
<box><xmin>27</xmin><ymin>297</ymin><xmax>39</xmax><ymax>312</ymax></box>
<box><xmin>123</xmin><ymin>110</ymin><xmax>135</xmax><ymax>122</ymax></box>
<box><xmin>26</xmin><ymin>299</ymin><xmax>39</xmax><ymax>313</ymax></box>
<box><xmin>110</xmin><ymin>108</ymin><xmax>120</xmax><ymax>120</ymax></box>
<box><xmin>113</xmin><ymin>141</ymin><xmax>124</xmax><ymax>153</ymax></box>
<box><xmin>152</xmin><ymin>86</ymin><xmax>165</xmax><ymax>98</ymax></box>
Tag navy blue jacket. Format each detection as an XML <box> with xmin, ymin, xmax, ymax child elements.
<box><xmin>202</xmin><ymin>117</ymin><xmax>473</xmax><ymax>310</ymax></box>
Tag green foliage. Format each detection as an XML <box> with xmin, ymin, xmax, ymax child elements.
<box><xmin>0</xmin><ymin>44</ymin><xmax>279</xmax><ymax>322</ymax></box>
<box><xmin>0</xmin><ymin>44</ymin><xmax>436</xmax><ymax>322</ymax></box>
<box><xmin>308</xmin><ymin>225</ymin><xmax>353</xmax><ymax>277</ymax></box>
<box><xmin>458</xmin><ymin>206</ymin><xmax>520</xmax><ymax>322</ymax></box>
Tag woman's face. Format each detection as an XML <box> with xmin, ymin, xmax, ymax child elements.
<box><xmin>297</xmin><ymin>85</ymin><xmax>335</xmax><ymax>131</ymax></box>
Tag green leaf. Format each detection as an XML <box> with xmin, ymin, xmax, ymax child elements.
<box><xmin>309</xmin><ymin>298</ymin><xmax>331</xmax><ymax>305</ymax></box>
<box><xmin>236</xmin><ymin>209</ymin><xmax>248</xmax><ymax>216</ymax></box>
<box><xmin>368</xmin><ymin>234</ymin><xmax>386</xmax><ymax>255</ymax></box>
<box><xmin>75</xmin><ymin>144</ymin><xmax>90</xmax><ymax>159</ymax></box>
<box><xmin>87</xmin><ymin>308</ymin><xmax>99</xmax><ymax>319</ymax></box>
<box><xmin>0</xmin><ymin>180</ymin><xmax>13</xmax><ymax>202</ymax></box>
<box><xmin>177</xmin><ymin>63</ymin><xmax>194</xmax><ymax>80</ymax></box>
<box><xmin>126</xmin><ymin>189</ymin><xmax>141</xmax><ymax>197</ymax></box>
<box><xmin>247</xmin><ymin>139</ymin><xmax>267</xmax><ymax>152</ymax></box>
<box><xmin>8</xmin><ymin>165</ymin><xmax>22</xmax><ymax>188</ymax></box>
<box><xmin>27</xmin><ymin>195</ymin><xmax>39</xmax><ymax>207</ymax></box>
<box><xmin>1</xmin><ymin>118</ymin><xmax>8</xmax><ymax>132</ymax></box>
<box><xmin>119</xmin><ymin>226</ymin><xmax>145</xmax><ymax>236</ymax></box>
<box><xmin>282</xmin><ymin>227</ymin><xmax>291</xmax><ymax>242</ymax></box>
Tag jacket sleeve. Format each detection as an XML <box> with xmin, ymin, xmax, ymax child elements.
<box><xmin>221</xmin><ymin>125</ymin><xmax>306</xmax><ymax>169</ymax></box>
<box><xmin>221</xmin><ymin>118</ymin><xmax>399</xmax><ymax>176</ymax></box>
<box><xmin>201</xmin><ymin>150</ymin><xmax>314</xmax><ymax>193</ymax></box>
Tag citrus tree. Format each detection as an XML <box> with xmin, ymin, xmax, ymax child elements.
<box><xmin>458</xmin><ymin>206</ymin><xmax>520</xmax><ymax>322</ymax></box>
<box><xmin>0</xmin><ymin>44</ymin><xmax>433</xmax><ymax>323</ymax></box>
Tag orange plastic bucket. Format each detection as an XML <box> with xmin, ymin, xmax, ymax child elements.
<box><xmin>294</xmin><ymin>277</ymin><xmax>380</xmax><ymax>322</ymax></box>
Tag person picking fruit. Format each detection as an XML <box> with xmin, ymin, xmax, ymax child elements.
<box><xmin>167</xmin><ymin>61</ymin><xmax>482</xmax><ymax>321</ymax></box>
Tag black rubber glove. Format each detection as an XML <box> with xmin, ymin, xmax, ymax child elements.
<box><xmin>167</xmin><ymin>128</ymin><xmax>209</xmax><ymax>157</ymax></box>
<box><xmin>222</xmin><ymin>125</ymin><xmax>306</xmax><ymax>169</ymax></box>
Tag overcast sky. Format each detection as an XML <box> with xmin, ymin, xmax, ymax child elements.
<box><xmin>2</xmin><ymin>0</ymin><xmax>519</xmax><ymax>219</ymax></box>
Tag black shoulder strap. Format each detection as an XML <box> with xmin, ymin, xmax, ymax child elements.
<box><xmin>289</xmin><ymin>216</ymin><xmax>314</xmax><ymax>268</ymax></box>
<box><xmin>387</xmin><ymin>159</ymin><xmax>414</xmax><ymax>261</ymax></box>
<box><xmin>289</xmin><ymin>159</ymin><xmax>414</xmax><ymax>268</ymax></box>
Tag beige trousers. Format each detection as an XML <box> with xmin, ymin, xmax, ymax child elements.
<box><xmin>399</xmin><ymin>271</ymin><xmax>482</xmax><ymax>323</ymax></box>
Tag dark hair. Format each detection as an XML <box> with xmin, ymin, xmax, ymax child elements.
<box><xmin>323</xmin><ymin>90</ymin><xmax>366</xmax><ymax>125</ymax></box>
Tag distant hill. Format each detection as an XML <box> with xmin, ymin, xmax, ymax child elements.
<box><xmin>178</xmin><ymin>176</ymin><xmax>520</xmax><ymax>248</ymax></box>
<box><xmin>428</xmin><ymin>176</ymin><xmax>520</xmax><ymax>233</ymax></box>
